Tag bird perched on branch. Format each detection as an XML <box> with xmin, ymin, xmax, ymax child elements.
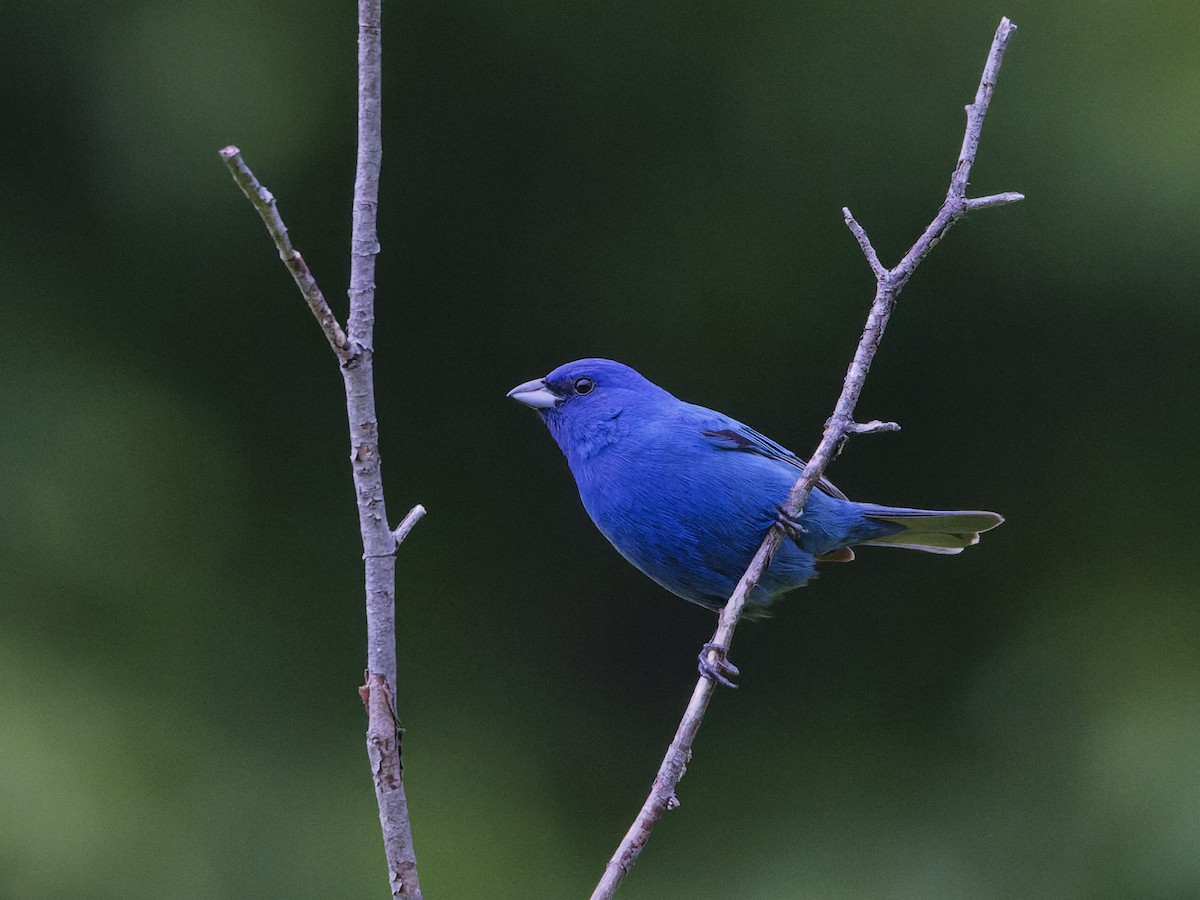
<box><xmin>508</xmin><ymin>358</ymin><xmax>1002</xmax><ymax>683</ymax></box>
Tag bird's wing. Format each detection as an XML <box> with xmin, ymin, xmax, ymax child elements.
<box><xmin>693</xmin><ymin>414</ymin><xmax>850</xmax><ymax>501</ymax></box>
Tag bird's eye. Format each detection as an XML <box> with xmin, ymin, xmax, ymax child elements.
<box><xmin>573</xmin><ymin>377</ymin><xmax>595</xmax><ymax>395</ymax></box>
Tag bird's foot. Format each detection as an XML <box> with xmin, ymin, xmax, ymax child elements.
<box><xmin>775</xmin><ymin>504</ymin><xmax>807</xmax><ymax>540</ymax></box>
<box><xmin>698</xmin><ymin>642</ymin><xmax>740</xmax><ymax>689</ymax></box>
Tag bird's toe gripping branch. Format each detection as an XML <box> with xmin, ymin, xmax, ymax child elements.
<box><xmin>774</xmin><ymin>505</ymin><xmax>807</xmax><ymax>541</ymax></box>
<box><xmin>698</xmin><ymin>642</ymin><xmax>741</xmax><ymax>689</ymax></box>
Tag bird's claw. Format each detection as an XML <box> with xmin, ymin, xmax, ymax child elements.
<box><xmin>775</xmin><ymin>504</ymin><xmax>807</xmax><ymax>540</ymax></box>
<box><xmin>699</xmin><ymin>642</ymin><xmax>740</xmax><ymax>689</ymax></box>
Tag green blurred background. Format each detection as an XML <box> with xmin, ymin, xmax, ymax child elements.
<box><xmin>4</xmin><ymin>1</ymin><xmax>1198</xmax><ymax>897</ymax></box>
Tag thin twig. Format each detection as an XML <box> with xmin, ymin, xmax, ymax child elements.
<box><xmin>219</xmin><ymin>0</ymin><xmax>423</xmax><ymax>896</ymax></box>
<box><xmin>590</xmin><ymin>16</ymin><xmax>1021</xmax><ymax>899</ymax></box>
<box><xmin>842</xmin><ymin>207</ymin><xmax>887</xmax><ymax>280</ymax></box>
<box><xmin>218</xmin><ymin>146</ymin><xmax>352</xmax><ymax>362</ymax></box>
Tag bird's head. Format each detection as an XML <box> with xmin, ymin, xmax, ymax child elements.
<box><xmin>507</xmin><ymin>358</ymin><xmax>672</xmax><ymax>463</ymax></box>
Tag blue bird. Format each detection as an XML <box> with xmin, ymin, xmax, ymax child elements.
<box><xmin>508</xmin><ymin>359</ymin><xmax>1002</xmax><ymax>684</ymax></box>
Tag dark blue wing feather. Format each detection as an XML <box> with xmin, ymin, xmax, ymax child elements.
<box><xmin>695</xmin><ymin>418</ymin><xmax>850</xmax><ymax>501</ymax></box>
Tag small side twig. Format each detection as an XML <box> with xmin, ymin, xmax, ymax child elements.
<box><xmin>966</xmin><ymin>192</ymin><xmax>1026</xmax><ymax>211</ymax></box>
<box><xmin>392</xmin><ymin>505</ymin><xmax>427</xmax><ymax>547</ymax></box>
<box><xmin>219</xmin><ymin>146</ymin><xmax>352</xmax><ymax>362</ymax></box>
<box><xmin>847</xmin><ymin>419</ymin><xmax>901</xmax><ymax>435</ymax></box>
<box><xmin>842</xmin><ymin>208</ymin><xmax>887</xmax><ymax>281</ymax></box>
<box><xmin>591</xmin><ymin>16</ymin><xmax>1022</xmax><ymax>899</ymax></box>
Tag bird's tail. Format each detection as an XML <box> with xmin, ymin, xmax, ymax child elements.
<box><xmin>855</xmin><ymin>504</ymin><xmax>1004</xmax><ymax>554</ymax></box>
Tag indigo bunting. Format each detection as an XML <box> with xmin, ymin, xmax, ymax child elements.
<box><xmin>508</xmin><ymin>359</ymin><xmax>1002</xmax><ymax>682</ymax></box>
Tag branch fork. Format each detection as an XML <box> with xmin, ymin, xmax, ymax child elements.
<box><xmin>591</xmin><ymin>16</ymin><xmax>1022</xmax><ymax>900</ymax></box>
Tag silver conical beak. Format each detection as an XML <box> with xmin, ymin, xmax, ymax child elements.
<box><xmin>506</xmin><ymin>377</ymin><xmax>560</xmax><ymax>409</ymax></box>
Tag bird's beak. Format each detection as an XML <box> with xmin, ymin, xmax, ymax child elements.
<box><xmin>506</xmin><ymin>377</ymin><xmax>560</xmax><ymax>409</ymax></box>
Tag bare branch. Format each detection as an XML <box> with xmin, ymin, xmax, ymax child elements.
<box><xmin>219</xmin><ymin>146</ymin><xmax>352</xmax><ymax>362</ymax></box>
<box><xmin>219</xmin><ymin>0</ymin><xmax>424</xmax><ymax>895</ymax></box>
<box><xmin>591</xmin><ymin>17</ymin><xmax>1021</xmax><ymax>899</ymax></box>
<box><xmin>343</xmin><ymin>0</ymin><xmax>423</xmax><ymax>896</ymax></box>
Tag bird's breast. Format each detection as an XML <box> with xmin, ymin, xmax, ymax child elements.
<box><xmin>572</xmin><ymin>444</ymin><xmax>776</xmax><ymax>560</ymax></box>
